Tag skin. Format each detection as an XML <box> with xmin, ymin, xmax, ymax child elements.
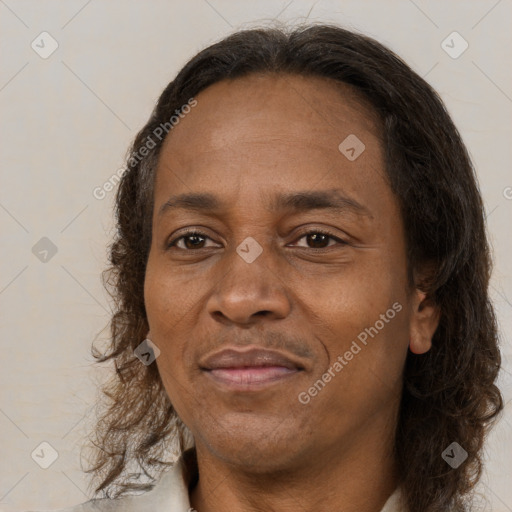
<box><xmin>144</xmin><ymin>73</ymin><xmax>440</xmax><ymax>512</ymax></box>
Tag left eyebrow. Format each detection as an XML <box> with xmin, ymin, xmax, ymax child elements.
<box><xmin>158</xmin><ymin>189</ymin><xmax>373</xmax><ymax>219</ymax></box>
<box><xmin>268</xmin><ymin>189</ymin><xmax>373</xmax><ymax>219</ymax></box>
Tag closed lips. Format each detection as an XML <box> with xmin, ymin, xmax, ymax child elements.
<box><xmin>200</xmin><ymin>347</ymin><xmax>305</xmax><ymax>371</ymax></box>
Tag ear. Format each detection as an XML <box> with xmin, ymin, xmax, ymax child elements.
<box><xmin>408</xmin><ymin>289</ymin><xmax>440</xmax><ymax>355</ymax></box>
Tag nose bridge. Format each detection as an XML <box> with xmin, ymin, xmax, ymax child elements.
<box><xmin>207</xmin><ymin>233</ymin><xmax>291</xmax><ymax>324</ymax></box>
<box><xmin>229</xmin><ymin>236</ymin><xmax>273</xmax><ymax>292</ymax></box>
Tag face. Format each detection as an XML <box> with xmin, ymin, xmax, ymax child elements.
<box><xmin>144</xmin><ymin>73</ymin><xmax>438</xmax><ymax>473</ymax></box>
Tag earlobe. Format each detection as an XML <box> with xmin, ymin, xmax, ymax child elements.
<box><xmin>409</xmin><ymin>291</ymin><xmax>441</xmax><ymax>355</ymax></box>
<box><xmin>409</xmin><ymin>337</ymin><xmax>432</xmax><ymax>355</ymax></box>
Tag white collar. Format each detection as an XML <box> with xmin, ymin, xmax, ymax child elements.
<box><xmin>120</xmin><ymin>450</ymin><xmax>406</xmax><ymax>512</ymax></box>
<box><xmin>56</xmin><ymin>451</ymin><xmax>406</xmax><ymax>511</ymax></box>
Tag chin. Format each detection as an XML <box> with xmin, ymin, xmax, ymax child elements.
<box><xmin>194</xmin><ymin>412</ymin><xmax>309</xmax><ymax>472</ymax></box>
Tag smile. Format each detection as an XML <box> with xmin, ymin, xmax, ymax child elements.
<box><xmin>200</xmin><ymin>347</ymin><xmax>305</xmax><ymax>391</ymax></box>
<box><xmin>206</xmin><ymin>366</ymin><xmax>300</xmax><ymax>389</ymax></box>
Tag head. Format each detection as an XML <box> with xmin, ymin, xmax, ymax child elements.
<box><xmin>87</xmin><ymin>24</ymin><xmax>503</xmax><ymax>512</ymax></box>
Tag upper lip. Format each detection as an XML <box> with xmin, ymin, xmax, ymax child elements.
<box><xmin>200</xmin><ymin>347</ymin><xmax>304</xmax><ymax>371</ymax></box>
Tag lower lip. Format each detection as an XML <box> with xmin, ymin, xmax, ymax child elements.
<box><xmin>205</xmin><ymin>366</ymin><xmax>299</xmax><ymax>389</ymax></box>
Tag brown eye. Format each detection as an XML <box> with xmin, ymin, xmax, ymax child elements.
<box><xmin>291</xmin><ymin>230</ymin><xmax>347</xmax><ymax>250</ymax></box>
<box><xmin>305</xmin><ymin>233</ymin><xmax>331</xmax><ymax>249</ymax></box>
<box><xmin>167</xmin><ymin>229</ymin><xmax>347</xmax><ymax>251</ymax></box>
<box><xmin>168</xmin><ymin>231</ymin><xmax>213</xmax><ymax>250</ymax></box>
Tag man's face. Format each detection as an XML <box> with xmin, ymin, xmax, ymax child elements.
<box><xmin>144</xmin><ymin>73</ymin><xmax>421</xmax><ymax>471</ymax></box>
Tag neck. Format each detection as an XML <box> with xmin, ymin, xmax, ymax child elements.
<box><xmin>189</xmin><ymin>419</ymin><xmax>400</xmax><ymax>512</ymax></box>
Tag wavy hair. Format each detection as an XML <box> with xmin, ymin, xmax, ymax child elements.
<box><xmin>85</xmin><ymin>23</ymin><xmax>503</xmax><ymax>511</ymax></box>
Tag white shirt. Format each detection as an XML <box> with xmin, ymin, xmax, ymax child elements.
<box><xmin>31</xmin><ymin>451</ymin><xmax>406</xmax><ymax>512</ymax></box>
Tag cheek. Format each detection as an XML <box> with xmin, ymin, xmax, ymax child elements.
<box><xmin>155</xmin><ymin>350</ymin><xmax>189</xmax><ymax>415</ymax></box>
<box><xmin>328</xmin><ymin>303</ymin><xmax>408</xmax><ymax>406</ymax></box>
<box><xmin>304</xmin><ymin>261</ymin><xmax>409</xmax><ymax>394</ymax></box>
<box><xmin>304</xmin><ymin>272</ymin><xmax>391</xmax><ymax>342</ymax></box>
<box><xmin>145</xmin><ymin>258</ymin><xmax>180</xmax><ymax>320</ymax></box>
<box><xmin>144</xmin><ymin>268</ymin><xmax>185</xmax><ymax>387</ymax></box>
<box><xmin>145</xmin><ymin>260</ymin><xmax>212</xmax><ymax>423</ymax></box>
<box><xmin>144</xmin><ymin>257</ymin><xmax>201</xmax><ymax>340</ymax></box>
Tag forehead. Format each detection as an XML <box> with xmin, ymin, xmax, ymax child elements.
<box><xmin>154</xmin><ymin>73</ymin><xmax>388</xmax><ymax>216</ymax></box>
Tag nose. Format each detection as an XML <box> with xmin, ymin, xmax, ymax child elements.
<box><xmin>206</xmin><ymin>243</ymin><xmax>292</xmax><ymax>326</ymax></box>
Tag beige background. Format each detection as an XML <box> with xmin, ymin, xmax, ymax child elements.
<box><xmin>1</xmin><ymin>0</ymin><xmax>511</xmax><ymax>510</ymax></box>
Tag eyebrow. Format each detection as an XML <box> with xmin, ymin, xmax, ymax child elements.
<box><xmin>158</xmin><ymin>189</ymin><xmax>373</xmax><ymax>219</ymax></box>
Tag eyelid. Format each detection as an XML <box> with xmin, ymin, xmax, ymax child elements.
<box><xmin>166</xmin><ymin>227</ymin><xmax>349</xmax><ymax>250</ymax></box>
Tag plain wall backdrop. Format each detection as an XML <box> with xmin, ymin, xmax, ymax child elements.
<box><xmin>1</xmin><ymin>0</ymin><xmax>511</xmax><ymax>510</ymax></box>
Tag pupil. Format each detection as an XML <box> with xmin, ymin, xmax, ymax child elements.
<box><xmin>185</xmin><ymin>235</ymin><xmax>204</xmax><ymax>249</ymax></box>
<box><xmin>308</xmin><ymin>233</ymin><xmax>328</xmax><ymax>248</ymax></box>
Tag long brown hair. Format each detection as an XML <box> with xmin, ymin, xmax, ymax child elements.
<box><xmin>85</xmin><ymin>24</ymin><xmax>503</xmax><ymax>511</ymax></box>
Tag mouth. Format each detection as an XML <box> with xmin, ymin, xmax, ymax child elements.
<box><xmin>200</xmin><ymin>347</ymin><xmax>305</xmax><ymax>391</ymax></box>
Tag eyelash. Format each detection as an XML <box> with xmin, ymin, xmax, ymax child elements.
<box><xmin>167</xmin><ymin>229</ymin><xmax>348</xmax><ymax>251</ymax></box>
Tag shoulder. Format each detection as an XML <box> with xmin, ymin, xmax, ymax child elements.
<box><xmin>25</xmin><ymin>494</ymin><xmax>164</xmax><ymax>512</ymax></box>
<box><xmin>27</xmin><ymin>497</ymin><xmax>128</xmax><ymax>512</ymax></box>
<box><xmin>27</xmin><ymin>493</ymin><xmax>164</xmax><ymax>512</ymax></box>
<box><xmin>26</xmin><ymin>454</ymin><xmax>194</xmax><ymax>512</ymax></box>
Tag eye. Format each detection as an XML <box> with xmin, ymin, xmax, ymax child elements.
<box><xmin>291</xmin><ymin>229</ymin><xmax>348</xmax><ymax>250</ymax></box>
<box><xmin>167</xmin><ymin>229</ymin><xmax>347</xmax><ymax>251</ymax></box>
<box><xmin>167</xmin><ymin>231</ymin><xmax>216</xmax><ymax>250</ymax></box>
